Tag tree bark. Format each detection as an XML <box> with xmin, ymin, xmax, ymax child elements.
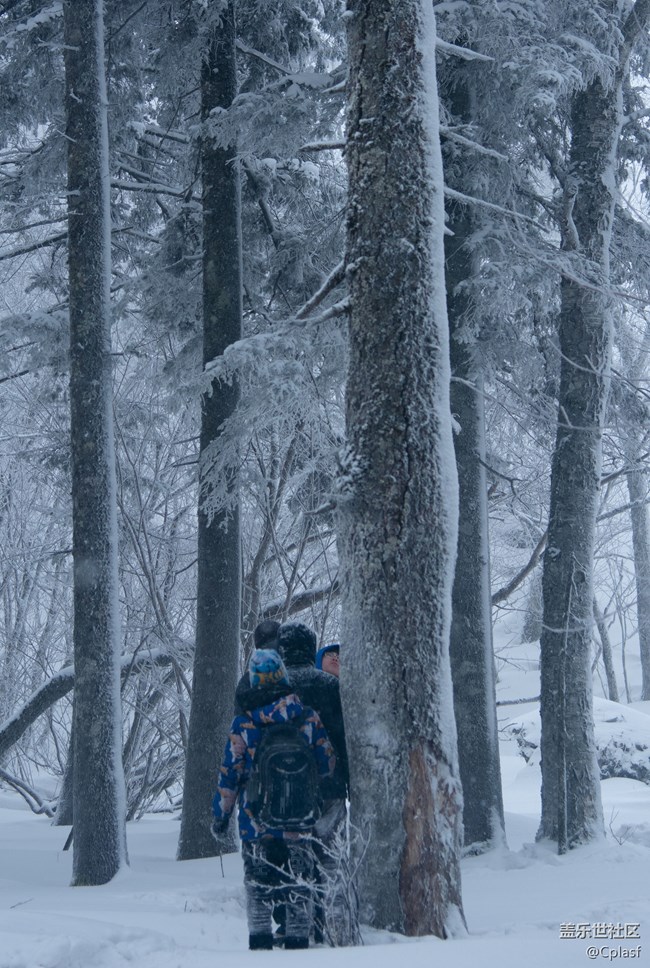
<box><xmin>53</xmin><ymin>724</ymin><xmax>74</xmax><ymax>827</ymax></box>
<box><xmin>593</xmin><ymin>599</ymin><xmax>619</xmax><ymax>703</ymax></box>
<box><xmin>338</xmin><ymin>0</ymin><xmax>465</xmax><ymax>937</ymax></box>
<box><xmin>538</xmin><ymin>0</ymin><xmax>650</xmax><ymax>850</ymax></box>
<box><xmin>178</xmin><ymin>2</ymin><xmax>242</xmax><ymax>861</ymax></box>
<box><xmin>444</xmin><ymin>61</ymin><xmax>505</xmax><ymax>854</ymax></box>
<box><xmin>538</xmin><ymin>77</ymin><xmax>620</xmax><ymax>848</ymax></box>
<box><xmin>63</xmin><ymin>0</ymin><xmax>128</xmax><ymax>885</ymax></box>
<box><xmin>626</xmin><ymin>459</ymin><xmax>650</xmax><ymax>700</ymax></box>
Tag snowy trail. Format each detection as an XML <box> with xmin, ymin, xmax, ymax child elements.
<box><xmin>1</xmin><ymin>750</ymin><xmax>649</xmax><ymax>968</ymax></box>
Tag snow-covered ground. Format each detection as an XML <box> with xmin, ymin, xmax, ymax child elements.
<box><xmin>1</xmin><ymin>632</ymin><xmax>649</xmax><ymax>968</ymax></box>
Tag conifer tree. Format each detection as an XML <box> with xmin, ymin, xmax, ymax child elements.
<box><xmin>178</xmin><ymin>0</ymin><xmax>242</xmax><ymax>861</ymax></box>
<box><xmin>63</xmin><ymin>0</ymin><xmax>128</xmax><ymax>885</ymax></box>
<box><xmin>338</xmin><ymin>0</ymin><xmax>465</xmax><ymax>936</ymax></box>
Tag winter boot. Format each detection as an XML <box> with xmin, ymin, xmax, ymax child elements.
<box><xmin>249</xmin><ymin>933</ymin><xmax>274</xmax><ymax>951</ymax></box>
<box><xmin>284</xmin><ymin>937</ymin><xmax>309</xmax><ymax>950</ymax></box>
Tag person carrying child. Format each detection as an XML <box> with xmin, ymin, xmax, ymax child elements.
<box><xmin>212</xmin><ymin>648</ymin><xmax>336</xmax><ymax>951</ymax></box>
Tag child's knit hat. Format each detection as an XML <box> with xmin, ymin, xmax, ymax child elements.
<box><xmin>248</xmin><ymin>648</ymin><xmax>290</xmax><ymax>689</ymax></box>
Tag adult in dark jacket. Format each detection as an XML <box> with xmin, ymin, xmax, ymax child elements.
<box><xmin>276</xmin><ymin>624</ymin><xmax>353</xmax><ymax>944</ymax></box>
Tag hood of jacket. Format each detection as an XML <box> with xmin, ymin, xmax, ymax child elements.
<box><xmin>315</xmin><ymin>643</ymin><xmax>339</xmax><ymax>670</ymax></box>
<box><xmin>277</xmin><ymin>622</ymin><xmax>317</xmax><ymax>667</ymax></box>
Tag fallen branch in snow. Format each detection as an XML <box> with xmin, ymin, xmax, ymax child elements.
<box><xmin>496</xmin><ymin>696</ymin><xmax>540</xmax><ymax>707</ymax></box>
<box><xmin>0</xmin><ymin>766</ymin><xmax>55</xmax><ymax>817</ymax></box>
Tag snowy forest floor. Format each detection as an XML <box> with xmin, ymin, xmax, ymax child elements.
<box><xmin>2</xmin><ymin>636</ymin><xmax>649</xmax><ymax>968</ymax></box>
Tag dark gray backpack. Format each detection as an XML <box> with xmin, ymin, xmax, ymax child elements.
<box><xmin>246</xmin><ymin>714</ymin><xmax>321</xmax><ymax>830</ymax></box>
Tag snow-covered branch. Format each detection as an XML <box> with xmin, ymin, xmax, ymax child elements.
<box><xmin>444</xmin><ymin>186</ymin><xmax>547</xmax><ymax>230</ymax></box>
<box><xmin>299</xmin><ymin>141</ymin><xmax>346</xmax><ymax>153</ymax></box>
<box><xmin>435</xmin><ymin>38</ymin><xmax>493</xmax><ymax>62</ymax></box>
<box><xmin>295</xmin><ymin>262</ymin><xmax>346</xmax><ymax>320</ymax></box>
<box><xmin>440</xmin><ymin>126</ymin><xmax>508</xmax><ymax>161</ymax></box>
<box><xmin>235</xmin><ymin>39</ymin><xmax>292</xmax><ymax>76</ymax></box>
<box><xmin>260</xmin><ymin>578</ymin><xmax>340</xmax><ymax>621</ymax></box>
<box><xmin>0</xmin><ymin>649</ymin><xmax>177</xmax><ymax>760</ymax></box>
<box><xmin>0</xmin><ymin>766</ymin><xmax>55</xmax><ymax>817</ymax></box>
<box><xmin>0</xmin><ymin>231</ymin><xmax>67</xmax><ymax>262</ymax></box>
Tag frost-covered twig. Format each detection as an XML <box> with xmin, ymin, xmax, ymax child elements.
<box><xmin>310</xmin><ymin>814</ymin><xmax>365</xmax><ymax>947</ymax></box>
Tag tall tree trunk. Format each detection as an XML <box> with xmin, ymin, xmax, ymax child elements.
<box><xmin>538</xmin><ymin>78</ymin><xmax>620</xmax><ymax>848</ymax></box>
<box><xmin>538</xmin><ymin>1</ymin><xmax>650</xmax><ymax>848</ymax></box>
<box><xmin>618</xmin><ymin>312</ymin><xmax>650</xmax><ymax>700</ymax></box>
<box><xmin>53</xmin><ymin>724</ymin><xmax>74</xmax><ymax>827</ymax></box>
<box><xmin>178</xmin><ymin>2</ymin><xmax>242</xmax><ymax>861</ymax></box>
<box><xmin>444</xmin><ymin>63</ymin><xmax>505</xmax><ymax>854</ymax></box>
<box><xmin>338</xmin><ymin>0</ymin><xmax>465</xmax><ymax>937</ymax></box>
<box><xmin>63</xmin><ymin>0</ymin><xmax>128</xmax><ymax>885</ymax></box>
<box><xmin>593</xmin><ymin>599</ymin><xmax>619</xmax><ymax>703</ymax></box>
<box><xmin>522</xmin><ymin>571</ymin><xmax>543</xmax><ymax>643</ymax></box>
<box><xmin>626</xmin><ymin>457</ymin><xmax>650</xmax><ymax>700</ymax></box>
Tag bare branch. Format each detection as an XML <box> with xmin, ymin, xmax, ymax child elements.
<box><xmin>261</xmin><ymin>578</ymin><xmax>340</xmax><ymax>621</ymax></box>
<box><xmin>491</xmin><ymin>531</ymin><xmax>548</xmax><ymax>606</ymax></box>
<box><xmin>295</xmin><ymin>261</ymin><xmax>346</xmax><ymax>320</ymax></box>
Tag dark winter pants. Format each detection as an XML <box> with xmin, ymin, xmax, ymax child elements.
<box><xmin>242</xmin><ymin>838</ymin><xmax>314</xmax><ymax>942</ymax></box>
<box><xmin>312</xmin><ymin>799</ymin><xmax>349</xmax><ymax>942</ymax></box>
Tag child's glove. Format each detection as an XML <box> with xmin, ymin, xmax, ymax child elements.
<box><xmin>211</xmin><ymin>817</ymin><xmax>229</xmax><ymax>839</ymax></box>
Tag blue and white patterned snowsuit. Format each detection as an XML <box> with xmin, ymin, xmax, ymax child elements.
<box><xmin>213</xmin><ymin>693</ymin><xmax>335</xmax><ymax>944</ymax></box>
